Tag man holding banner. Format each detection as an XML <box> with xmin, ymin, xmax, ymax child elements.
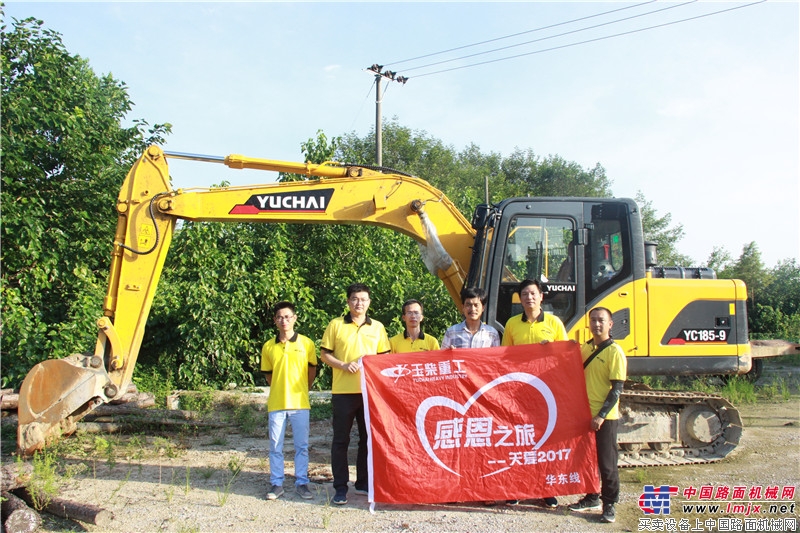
<box><xmin>569</xmin><ymin>306</ymin><xmax>626</xmax><ymax>523</ymax></box>
<box><xmin>502</xmin><ymin>278</ymin><xmax>569</xmax><ymax>508</ymax></box>
<box><xmin>320</xmin><ymin>283</ymin><xmax>390</xmax><ymax>506</ymax></box>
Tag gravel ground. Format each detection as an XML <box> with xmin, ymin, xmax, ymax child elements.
<box><xmin>8</xmin><ymin>364</ymin><xmax>800</xmax><ymax>533</ymax></box>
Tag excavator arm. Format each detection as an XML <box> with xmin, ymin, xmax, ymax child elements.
<box><xmin>17</xmin><ymin>145</ymin><xmax>476</xmax><ymax>453</ymax></box>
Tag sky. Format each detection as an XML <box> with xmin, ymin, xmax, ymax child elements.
<box><xmin>4</xmin><ymin>1</ymin><xmax>799</xmax><ymax>267</ymax></box>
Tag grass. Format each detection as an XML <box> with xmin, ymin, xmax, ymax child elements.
<box><xmin>179</xmin><ymin>388</ymin><xmax>216</xmax><ymax>414</ymax></box>
<box><xmin>26</xmin><ymin>450</ymin><xmax>61</xmax><ymax>510</ymax></box>
<box><xmin>632</xmin><ymin>368</ymin><xmax>797</xmax><ymax>405</ymax></box>
<box><xmin>110</xmin><ymin>469</ymin><xmax>132</xmax><ymax>501</ymax></box>
<box><xmin>311</xmin><ymin>398</ymin><xmax>333</xmax><ymax>421</ymax></box>
<box><xmin>215</xmin><ymin>454</ymin><xmax>244</xmax><ymax>506</ymax></box>
<box><xmin>233</xmin><ymin>403</ymin><xmax>263</xmax><ymax>436</ymax></box>
<box><xmin>184</xmin><ymin>465</ymin><xmax>192</xmax><ymax>495</ymax></box>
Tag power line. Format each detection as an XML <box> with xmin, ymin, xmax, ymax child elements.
<box><xmin>384</xmin><ymin>0</ymin><xmax>658</xmax><ymax>67</ymax></box>
<box><xmin>410</xmin><ymin>0</ymin><xmax>766</xmax><ymax>79</ymax></box>
<box><xmin>400</xmin><ymin>0</ymin><xmax>698</xmax><ymax>74</ymax></box>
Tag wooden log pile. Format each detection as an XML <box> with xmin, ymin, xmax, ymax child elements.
<box><xmin>0</xmin><ymin>383</ymin><xmax>151</xmax><ymax>531</ymax></box>
<box><xmin>0</xmin><ymin>382</ymin><xmax>237</xmax><ymax>531</ymax></box>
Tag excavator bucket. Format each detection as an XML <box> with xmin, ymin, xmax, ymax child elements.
<box><xmin>17</xmin><ymin>354</ymin><xmax>115</xmax><ymax>455</ymax></box>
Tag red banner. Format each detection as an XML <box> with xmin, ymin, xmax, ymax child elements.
<box><xmin>361</xmin><ymin>341</ymin><xmax>600</xmax><ymax>504</ymax></box>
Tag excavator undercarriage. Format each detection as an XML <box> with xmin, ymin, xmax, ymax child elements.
<box><xmin>617</xmin><ymin>388</ymin><xmax>743</xmax><ymax>467</ymax></box>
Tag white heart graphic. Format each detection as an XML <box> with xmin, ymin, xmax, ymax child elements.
<box><xmin>415</xmin><ymin>372</ymin><xmax>556</xmax><ymax>477</ymax></box>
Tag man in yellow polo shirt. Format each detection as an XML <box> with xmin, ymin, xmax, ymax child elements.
<box><xmin>569</xmin><ymin>307</ymin><xmax>626</xmax><ymax>524</ymax></box>
<box><xmin>319</xmin><ymin>283</ymin><xmax>390</xmax><ymax>505</ymax></box>
<box><xmin>502</xmin><ymin>278</ymin><xmax>568</xmax><ymax>347</ymax></box>
<box><xmin>390</xmin><ymin>299</ymin><xmax>440</xmax><ymax>353</ymax></box>
<box><xmin>502</xmin><ymin>278</ymin><xmax>568</xmax><ymax>508</ymax></box>
<box><xmin>261</xmin><ymin>301</ymin><xmax>318</xmax><ymax>501</ymax></box>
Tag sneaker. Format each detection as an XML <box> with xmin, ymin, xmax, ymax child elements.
<box><xmin>506</xmin><ymin>499</ymin><xmax>520</xmax><ymax>506</ymax></box>
<box><xmin>601</xmin><ymin>502</ymin><xmax>616</xmax><ymax>523</ymax></box>
<box><xmin>332</xmin><ymin>488</ymin><xmax>347</xmax><ymax>505</ymax></box>
<box><xmin>569</xmin><ymin>495</ymin><xmax>602</xmax><ymax>512</ymax></box>
<box><xmin>353</xmin><ymin>486</ymin><xmax>368</xmax><ymax>496</ymax></box>
<box><xmin>543</xmin><ymin>497</ymin><xmax>558</xmax><ymax>508</ymax></box>
<box><xmin>296</xmin><ymin>484</ymin><xmax>313</xmax><ymax>500</ymax></box>
<box><xmin>267</xmin><ymin>484</ymin><xmax>284</xmax><ymax>500</ymax></box>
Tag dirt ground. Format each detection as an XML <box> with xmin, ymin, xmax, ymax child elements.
<box><xmin>6</xmin><ymin>362</ymin><xmax>800</xmax><ymax>533</ymax></box>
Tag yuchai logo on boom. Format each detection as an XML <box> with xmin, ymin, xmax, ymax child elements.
<box><xmin>229</xmin><ymin>189</ymin><xmax>334</xmax><ymax>215</ymax></box>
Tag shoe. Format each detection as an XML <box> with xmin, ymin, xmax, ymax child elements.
<box><xmin>353</xmin><ymin>486</ymin><xmax>368</xmax><ymax>495</ymax></box>
<box><xmin>332</xmin><ymin>489</ymin><xmax>347</xmax><ymax>505</ymax></box>
<box><xmin>267</xmin><ymin>484</ymin><xmax>284</xmax><ymax>500</ymax></box>
<box><xmin>296</xmin><ymin>484</ymin><xmax>313</xmax><ymax>500</ymax></box>
<box><xmin>506</xmin><ymin>499</ymin><xmax>520</xmax><ymax>505</ymax></box>
<box><xmin>569</xmin><ymin>495</ymin><xmax>602</xmax><ymax>512</ymax></box>
<box><xmin>543</xmin><ymin>497</ymin><xmax>558</xmax><ymax>508</ymax></box>
<box><xmin>601</xmin><ymin>502</ymin><xmax>616</xmax><ymax>523</ymax></box>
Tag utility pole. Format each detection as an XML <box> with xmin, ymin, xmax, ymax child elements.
<box><xmin>367</xmin><ymin>64</ymin><xmax>408</xmax><ymax>166</ymax></box>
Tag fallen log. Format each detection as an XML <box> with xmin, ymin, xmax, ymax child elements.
<box><xmin>1</xmin><ymin>390</ymin><xmax>19</xmax><ymax>411</ymax></box>
<box><xmin>15</xmin><ymin>488</ymin><xmax>113</xmax><ymax>527</ymax></box>
<box><xmin>1</xmin><ymin>383</ymin><xmax>143</xmax><ymax>411</ymax></box>
<box><xmin>109</xmin><ymin>391</ymin><xmax>156</xmax><ymax>407</ymax></box>
<box><xmin>1</xmin><ymin>491</ymin><xmax>41</xmax><ymax>533</ymax></box>
<box><xmin>0</xmin><ymin>462</ymin><xmax>33</xmax><ymax>492</ymax></box>
<box><xmin>77</xmin><ymin>418</ymin><xmax>233</xmax><ymax>434</ymax></box>
<box><xmin>86</xmin><ymin>405</ymin><xmax>199</xmax><ymax>420</ymax></box>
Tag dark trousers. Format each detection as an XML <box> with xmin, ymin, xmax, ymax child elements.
<box><xmin>331</xmin><ymin>393</ymin><xmax>368</xmax><ymax>492</ymax></box>
<box><xmin>590</xmin><ymin>418</ymin><xmax>620</xmax><ymax>504</ymax></box>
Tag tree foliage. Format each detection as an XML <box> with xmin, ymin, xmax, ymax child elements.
<box><xmin>0</xmin><ymin>16</ymin><xmax>170</xmax><ymax>387</ymax></box>
<box><xmin>10</xmin><ymin>17</ymin><xmax>779</xmax><ymax>395</ymax></box>
<box><xmin>635</xmin><ymin>191</ymin><xmax>692</xmax><ymax>267</ymax></box>
<box><xmin>706</xmin><ymin>243</ymin><xmax>799</xmax><ymax>341</ymax></box>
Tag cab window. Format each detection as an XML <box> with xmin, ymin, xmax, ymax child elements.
<box><xmin>586</xmin><ymin>202</ymin><xmax>631</xmax><ymax>300</ymax></box>
<box><xmin>497</xmin><ymin>216</ymin><xmax>576</xmax><ymax>327</ymax></box>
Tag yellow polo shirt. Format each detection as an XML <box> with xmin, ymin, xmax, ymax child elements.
<box><xmin>502</xmin><ymin>312</ymin><xmax>568</xmax><ymax>346</ymax></box>
<box><xmin>321</xmin><ymin>315</ymin><xmax>390</xmax><ymax>394</ymax></box>
<box><xmin>581</xmin><ymin>340</ymin><xmax>627</xmax><ymax>420</ymax></box>
<box><xmin>390</xmin><ymin>330</ymin><xmax>441</xmax><ymax>353</ymax></box>
<box><xmin>261</xmin><ymin>332</ymin><xmax>317</xmax><ymax>412</ymax></box>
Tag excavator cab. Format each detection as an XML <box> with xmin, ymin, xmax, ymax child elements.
<box><xmin>474</xmin><ymin>197</ymin><xmax>639</xmax><ymax>349</ymax></box>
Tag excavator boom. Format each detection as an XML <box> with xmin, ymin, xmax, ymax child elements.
<box><xmin>17</xmin><ymin>146</ymin><xmax>475</xmax><ymax>453</ymax></box>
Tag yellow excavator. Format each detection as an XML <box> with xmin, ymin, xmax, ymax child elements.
<box><xmin>17</xmin><ymin>146</ymin><xmax>798</xmax><ymax>465</ymax></box>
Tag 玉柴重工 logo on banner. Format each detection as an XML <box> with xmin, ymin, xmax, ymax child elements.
<box><xmin>361</xmin><ymin>342</ymin><xmax>600</xmax><ymax>504</ymax></box>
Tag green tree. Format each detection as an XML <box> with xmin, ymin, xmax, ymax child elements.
<box><xmin>502</xmin><ymin>149</ymin><xmax>612</xmax><ymax>198</ymax></box>
<box><xmin>718</xmin><ymin>242</ymin><xmax>771</xmax><ymax>303</ymax></box>
<box><xmin>749</xmin><ymin>259</ymin><xmax>800</xmax><ymax>341</ymax></box>
<box><xmin>635</xmin><ymin>191</ymin><xmax>692</xmax><ymax>266</ymax></box>
<box><xmin>704</xmin><ymin>246</ymin><xmax>733</xmax><ymax>273</ymax></box>
<box><xmin>0</xmin><ymin>16</ymin><xmax>170</xmax><ymax>388</ymax></box>
<box><xmin>759</xmin><ymin>259</ymin><xmax>799</xmax><ymax>316</ymax></box>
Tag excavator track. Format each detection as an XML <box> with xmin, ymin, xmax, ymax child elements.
<box><xmin>617</xmin><ymin>388</ymin><xmax>743</xmax><ymax>467</ymax></box>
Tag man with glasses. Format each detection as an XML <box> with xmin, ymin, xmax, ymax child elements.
<box><xmin>261</xmin><ymin>301</ymin><xmax>318</xmax><ymax>501</ymax></box>
<box><xmin>390</xmin><ymin>299</ymin><xmax>440</xmax><ymax>353</ymax></box>
<box><xmin>320</xmin><ymin>283</ymin><xmax>390</xmax><ymax>505</ymax></box>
